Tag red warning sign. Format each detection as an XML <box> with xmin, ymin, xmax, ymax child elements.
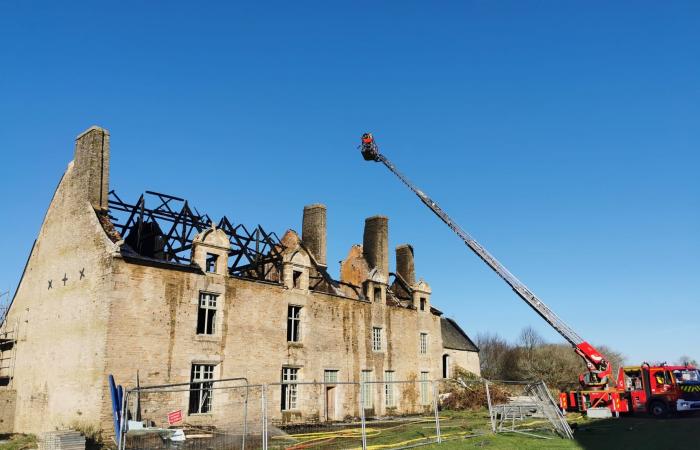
<box><xmin>167</xmin><ymin>409</ymin><xmax>183</xmax><ymax>425</ymax></box>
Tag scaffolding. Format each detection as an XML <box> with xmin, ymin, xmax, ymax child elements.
<box><xmin>0</xmin><ymin>290</ymin><xmax>17</xmax><ymax>388</ymax></box>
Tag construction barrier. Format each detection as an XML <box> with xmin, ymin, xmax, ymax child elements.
<box><xmin>118</xmin><ymin>377</ymin><xmax>572</xmax><ymax>450</ymax></box>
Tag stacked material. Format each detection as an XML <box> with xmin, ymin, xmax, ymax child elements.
<box><xmin>38</xmin><ymin>431</ymin><xmax>85</xmax><ymax>450</ymax></box>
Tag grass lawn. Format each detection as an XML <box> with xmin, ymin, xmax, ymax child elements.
<box><xmin>425</xmin><ymin>410</ymin><xmax>700</xmax><ymax>450</ymax></box>
<box><xmin>0</xmin><ymin>434</ymin><xmax>36</xmax><ymax>450</ymax></box>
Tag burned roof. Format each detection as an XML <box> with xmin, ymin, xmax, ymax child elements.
<box><xmin>441</xmin><ymin>317</ymin><xmax>479</xmax><ymax>352</ymax></box>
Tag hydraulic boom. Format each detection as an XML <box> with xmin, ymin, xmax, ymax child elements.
<box><xmin>360</xmin><ymin>133</ymin><xmax>610</xmax><ymax>388</ymax></box>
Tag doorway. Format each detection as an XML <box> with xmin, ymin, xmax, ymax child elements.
<box><xmin>325</xmin><ymin>386</ymin><xmax>336</xmax><ymax>420</ymax></box>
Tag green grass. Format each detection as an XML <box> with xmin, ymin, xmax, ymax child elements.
<box><xmin>425</xmin><ymin>411</ymin><xmax>700</xmax><ymax>450</ymax></box>
<box><xmin>0</xmin><ymin>434</ymin><xmax>36</xmax><ymax>450</ymax></box>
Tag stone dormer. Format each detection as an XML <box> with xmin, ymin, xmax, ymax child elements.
<box><xmin>364</xmin><ymin>267</ymin><xmax>388</xmax><ymax>303</ymax></box>
<box><xmin>412</xmin><ymin>279</ymin><xmax>431</xmax><ymax>313</ymax></box>
<box><xmin>191</xmin><ymin>226</ymin><xmax>230</xmax><ymax>276</ymax></box>
<box><xmin>280</xmin><ymin>230</ymin><xmax>311</xmax><ymax>291</ymax></box>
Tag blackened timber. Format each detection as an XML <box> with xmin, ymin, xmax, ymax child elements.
<box><xmin>108</xmin><ymin>190</ymin><xmax>284</xmax><ymax>282</ymax></box>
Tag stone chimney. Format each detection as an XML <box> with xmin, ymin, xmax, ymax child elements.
<box><xmin>74</xmin><ymin>126</ymin><xmax>110</xmax><ymax>211</ymax></box>
<box><xmin>363</xmin><ymin>215</ymin><xmax>389</xmax><ymax>279</ymax></box>
<box><xmin>395</xmin><ymin>244</ymin><xmax>415</xmax><ymax>285</ymax></box>
<box><xmin>302</xmin><ymin>204</ymin><xmax>327</xmax><ymax>267</ymax></box>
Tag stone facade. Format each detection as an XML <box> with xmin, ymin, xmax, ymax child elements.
<box><xmin>0</xmin><ymin>126</ymin><xmax>480</xmax><ymax>435</ymax></box>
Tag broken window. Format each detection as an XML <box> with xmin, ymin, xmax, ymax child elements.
<box><xmin>419</xmin><ymin>297</ymin><xmax>426</xmax><ymax>311</ymax></box>
<box><xmin>384</xmin><ymin>371</ymin><xmax>396</xmax><ymax>407</ymax></box>
<box><xmin>188</xmin><ymin>364</ymin><xmax>215</xmax><ymax>414</ymax></box>
<box><xmin>197</xmin><ymin>292</ymin><xmax>217</xmax><ymax>335</ymax></box>
<box><xmin>420</xmin><ymin>371</ymin><xmax>430</xmax><ymax>405</ymax></box>
<box><xmin>372</xmin><ymin>327</ymin><xmax>383</xmax><ymax>352</ymax></box>
<box><xmin>420</xmin><ymin>333</ymin><xmax>428</xmax><ymax>355</ymax></box>
<box><xmin>281</xmin><ymin>367</ymin><xmax>299</xmax><ymax>410</ymax></box>
<box><xmin>293</xmin><ymin>270</ymin><xmax>302</xmax><ymax>288</ymax></box>
<box><xmin>205</xmin><ymin>253</ymin><xmax>218</xmax><ymax>273</ymax></box>
<box><xmin>287</xmin><ymin>305</ymin><xmax>302</xmax><ymax>342</ymax></box>
<box><xmin>374</xmin><ymin>287</ymin><xmax>382</xmax><ymax>302</ymax></box>
<box><xmin>360</xmin><ymin>370</ymin><xmax>373</xmax><ymax>408</ymax></box>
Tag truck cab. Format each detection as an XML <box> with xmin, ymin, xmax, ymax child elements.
<box><xmin>669</xmin><ymin>365</ymin><xmax>700</xmax><ymax>412</ymax></box>
<box><xmin>616</xmin><ymin>364</ymin><xmax>690</xmax><ymax>417</ymax></box>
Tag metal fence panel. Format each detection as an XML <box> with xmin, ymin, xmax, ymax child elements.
<box><xmin>360</xmin><ymin>379</ymin><xmax>440</xmax><ymax>449</ymax></box>
<box><xmin>122</xmin><ymin>379</ymin><xmax>264</xmax><ymax>450</ymax></box>
<box><xmin>266</xmin><ymin>382</ymin><xmax>364</xmax><ymax>450</ymax></box>
<box><xmin>432</xmin><ymin>379</ymin><xmax>494</xmax><ymax>443</ymax></box>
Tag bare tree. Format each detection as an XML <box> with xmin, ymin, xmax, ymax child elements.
<box><xmin>475</xmin><ymin>332</ymin><xmax>511</xmax><ymax>379</ymax></box>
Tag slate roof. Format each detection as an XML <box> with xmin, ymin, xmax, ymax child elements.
<box><xmin>441</xmin><ymin>317</ymin><xmax>479</xmax><ymax>352</ymax></box>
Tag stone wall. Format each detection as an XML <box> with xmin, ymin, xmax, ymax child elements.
<box><xmin>2</xmin><ymin>127</ymin><xmax>115</xmax><ymax>434</ymax></box>
<box><xmin>0</xmin><ymin>390</ymin><xmax>16</xmax><ymax>433</ymax></box>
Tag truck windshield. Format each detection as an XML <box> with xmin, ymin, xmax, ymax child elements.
<box><xmin>673</xmin><ymin>369</ymin><xmax>700</xmax><ymax>383</ymax></box>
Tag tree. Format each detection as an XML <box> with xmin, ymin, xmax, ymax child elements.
<box><xmin>475</xmin><ymin>332</ymin><xmax>512</xmax><ymax>380</ymax></box>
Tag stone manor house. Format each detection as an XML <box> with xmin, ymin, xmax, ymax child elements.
<box><xmin>0</xmin><ymin>126</ymin><xmax>479</xmax><ymax>435</ymax></box>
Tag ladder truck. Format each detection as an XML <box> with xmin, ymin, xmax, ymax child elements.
<box><xmin>358</xmin><ymin>133</ymin><xmax>700</xmax><ymax>417</ymax></box>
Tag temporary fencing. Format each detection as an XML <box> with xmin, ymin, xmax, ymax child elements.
<box><xmin>118</xmin><ymin>377</ymin><xmax>572</xmax><ymax>450</ymax></box>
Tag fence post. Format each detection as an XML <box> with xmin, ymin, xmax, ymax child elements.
<box><xmin>242</xmin><ymin>384</ymin><xmax>249</xmax><ymax>450</ymax></box>
<box><xmin>119</xmin><ymin>390</ymin><xmax>129</xmax><ymax>450</ymax></box>
<box><xmin>359</xmin><ymin>382</ymin><xmax>367</xmax><ymax>450</ymax></box>
<box><xmin>485</xmin><ymin>381</ymin><xmax>496</xmax><ymax>433</ymax></box>
<box><xmin>261</xmin><ymin>384</ymin><xmax>267</xmax><ymax>450</ymax></box>
<box><xmin>432</xmin><ymin>381</ymin><xmax>442</xmax><ymax>443</ymax></box>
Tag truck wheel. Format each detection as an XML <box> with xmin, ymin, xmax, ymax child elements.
<box><xmin>649</xmin><ymin>401</ymin><xmax>668</xmax><ymax>418</ymax></box>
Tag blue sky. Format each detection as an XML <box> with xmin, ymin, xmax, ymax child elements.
<box><xmin>1</xmin><ymin>1</ymin><xmax>698</xmax><ymax>365</ymax></box>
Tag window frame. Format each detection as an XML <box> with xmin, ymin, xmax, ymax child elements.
<box><xmin>360</xmin><ymin>370</ymin><xmax>373</xmax><ymax>409</ymax></box>
<box><xmin>372</xmin><ymin>326</ymin><xmax>383</xmax><ymax>352</ymax></box>
<box><xmin>197</xmin><ymin>292</ymin><xmax>218</xmax><ymax>335</ymax></box>
<box><xmin>281</xmin><ymin>367</ymin><xmax>299</xmax><ymax>411</ymax></box>
<box><xmin>287</xmin><ymin>305</ymin><xmax>302</xmax><ymax>342</ymax></box>
<box><xmin>420</xmin><ymin>371</ymin><xmax>430</xmax><ymax>406</ymax></box>
<box><xmin>419</xmin><ymin>332</ymin><xmax>428</xmax><ymax>355</ymax></box>
<box><xmin>188</xmin><ymin>363</ymin><xmax>216</xmax><ymax>415</ymax></box>
<box><xmin>384</xmin><ymin>370</ymin><xmax>396</xmax><ymax>407</ymax></box>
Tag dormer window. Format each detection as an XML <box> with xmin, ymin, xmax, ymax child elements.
<box><xmin>205</xmin><ymin>253</ymin><xmax>218</xmax><ymax>273</ymax></box>
<box><xmin>419</xmin><ymin>297</ymin><xmax>426</xmax><ymax>311</ymax></box>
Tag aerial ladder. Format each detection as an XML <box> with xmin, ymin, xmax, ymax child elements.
<box><xmin>359</xmin><ymin>133</ymin><xmax>611</xmax><ymax>389</ymax></box>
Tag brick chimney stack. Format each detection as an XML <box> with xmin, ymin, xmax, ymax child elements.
<box><xmin>302</xmin><ymin>204</ymin><xmax>327</xmax><ymax>267</ymax></box>
<box><xmin>363</xmin><ymin>215</ymin><xmax>389</xmax><ymax>279</ymax></box>
<box><xmin>74</xmin><ymin>126</ymin><xmax>110</xmax><ymax>212</ymax></box>
<box><xmin>395</xmin><ymin>244</ymin><xmax>415</xmax><ymax>285</ymax></box>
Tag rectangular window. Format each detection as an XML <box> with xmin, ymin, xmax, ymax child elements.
<box><xmin>287</xmin><ymin>305</ymin><xmax>302</xmax><ymax>342</ymax></box>
<box><xmin>384</xmin><ymin>371</ymin><xmax>395</xmax><ymax>407</ymax></box>
<box><xmin>197</xmin><ymin>292</ymin><xmax>218</xmax><ymax>335</ymax></box>
<box><xmin>419</xmin><ymin>333</ymin><xmax>428</xmax><ymax>355</ymax></box>
<box><xmin>419</xmin><ymin>297</ymin><xmax>426</xmax><ymax>311</ymax></box>
<box><xmin>373</xmin><ymin>287</ymin><xmax>382</xmax><ymax>302</ymax></box>
<box><xmin>205</xmin><ymin>253</ymin><xmax>218</xmax><ymax>273</ymax></box>
<box><xmin>372</xmin><ymin>327</ymin><xmax>383</xmax><ymax>352</ymax></box>
<box><xmin>324</xmin><ymin>370</ymin><xmax>339</xmax><ymax>384</ymax></box>
<box><xmin>360</xmin><ymin>370</ymin><xmax>373</xmax><ymax>408</ymax></box>
<box><xmin>281</xmin><ymin>367</ymin><xmax>299</xmax><ymax>410</ymax></box>
<box><xmin>188</xmin><ymin>364</ymin><xmax>215</xmax><ymax>414</ymax></box>
<box><xmin>420</xmin><ymin>371</ymin><xmax>430</xmax><ymax>405</ymax></box>
<box><xmin>293</xmin><ymin>270</ymin><xmax>302</xmax><ymax>288</ymax></box>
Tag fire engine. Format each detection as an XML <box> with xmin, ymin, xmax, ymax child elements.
<box><xmin>359</xmin><ymin>133</ymin><xmax>700</xmax><ymax>418</ymax></box>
